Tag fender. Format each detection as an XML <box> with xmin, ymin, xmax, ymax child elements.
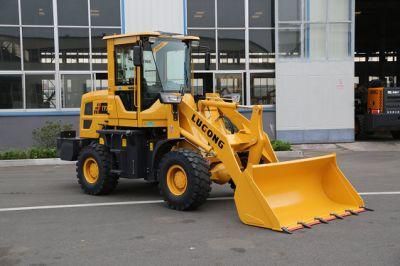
<box><xmin>149</xmin><ymin>138</ymin><xmax>185</xmax><ymax>181</ymax></box>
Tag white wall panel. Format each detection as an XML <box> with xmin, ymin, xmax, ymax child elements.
<box><xmin>276</xmin><ymin>61</ymin><xmax>354</xmax><ymax>131</ymax></box>
<box><xmin>124</xmin><ymin>0</ymin><xmax>184</xmax><ymax>34</ymax></box>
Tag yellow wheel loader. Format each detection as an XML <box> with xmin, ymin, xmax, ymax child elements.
<box><xmin>57</xmin><ymin>32</ymin><xmax>371</xmax><ymax>233</ymax></box>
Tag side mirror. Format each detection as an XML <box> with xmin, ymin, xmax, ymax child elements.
<box><xmin>205</xmin><ymin>51</ymin><xmax>211</xmax><ymax>70</ymax></box>
<box><xmin>133</xmin><ymin>46</ymin><xmax>143</xmax><ymax>66</ymax></box>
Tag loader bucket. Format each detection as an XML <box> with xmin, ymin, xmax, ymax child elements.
<box><xmin>234</xmin><ymin>154</ymin><xmax>366</xmax><ymax>232</ymax></box>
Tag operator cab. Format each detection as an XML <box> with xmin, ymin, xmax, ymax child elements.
<box><xmin>103</xmin><ymin>31</ymin><xmax>208</xmax><ymax>112</ymax></box>
<box><xmin>77</xmin><ymin>32</ymin><xmax>211</xmax><ymax>140</ymax></box>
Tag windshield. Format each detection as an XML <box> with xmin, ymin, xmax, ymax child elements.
<box><xmin>143</xmin><ymin>39</ymin><xmax>190</xmax><ymax>92</ymax></box>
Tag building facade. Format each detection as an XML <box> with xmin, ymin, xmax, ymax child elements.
<box><xmin>0</xmin><ymin>0</ymin><xmax>355</xmax><ymax>149</ymax></box>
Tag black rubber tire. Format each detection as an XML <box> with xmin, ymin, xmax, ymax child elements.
<box><xmin>147</xmin><ymin>180</ymin><xmax>159</xmax><ymax>187</ymax></box>
<box><xmin>391</xmin><ymin>131</ymin><xmax>400</xmax><ymax>140</ymax></box>
<box><xmin>355</xmin><ymin>117</ymin><xmax>372</xmax><ymax>140</ymax></box>
<box><xmin>76</xmin><ymin>143</ymin><xmax>118</xmax><ymax>195</ymax></box>
<box><xmin>228</xmin><ymin>179</ymin><xmax>236</xmax><ymax>190</ymax></box>
<box><xmin>158</xmin><ymin>149</ymin><xmax>211</xmax><ymax>210</ymax></box>
<box><xmin>355</xmin><ymin>118</ymin><xmax>364</xmax><ymax>140</ymax></box>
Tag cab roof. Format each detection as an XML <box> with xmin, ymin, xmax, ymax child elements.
<box><xmin>103</xmin><ymin>31</ymin><xmax>200</xmax><ymax>41</ymax></box>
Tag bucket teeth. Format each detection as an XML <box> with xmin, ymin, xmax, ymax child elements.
<box><xmin>315</xmin><ymin>217</ymin><xmax>329</xmax><ymax>224</ymax></box>
<box><xmin>346</xmin><ymin>209</ymin><xmax>359</xmax><ymax>216</ymax></box>
<box><xmin>281</xmin><ymin>227</ymin><xmax>293</xmax><ymax>234</ymax></box>
<box><xmin>363</xmin><ymin>207</ymin><xmax>374</xmax><ymax>212</ymax></box>
<box><xmin>280</xmin><ymin>208</ymin><xmax>370</xmax><ymax>234</ymax></box>
<box><xmin>298</xmin><ymin>222</ymin><xmax>312</xmax><ymax>229</ymax></box>
<box><xmin>330</xmin><ymin>213</ymin><xmax>344</xmax><ymax>219</ymax></box>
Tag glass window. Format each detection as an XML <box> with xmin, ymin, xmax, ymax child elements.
<box><xmin>25</xmin><ymin>75</ymin><xmax>56</xmax><ymax>109</ymax></box>
<box><xmin>218</xmin><ymin>30</ymin><xmax>245</xmax><ymax>70</ymax></box>
<box><xmin>215</xmin><ymin>73</ymin><xmax>243</xmax><ymax>104</ymax></box>
<box><xmin>61</xmin><ymin>74</ymin><xmax>92</xmax><ymax>108</ymax></box>
<box><xmin>22</xmin><ymin>27</ymin><xmax>55</xmax><ymax>70</ymax></box>
<box><xmin>187</xmin><ymin>0</ymin><xmax>215</xmax><ymax>28</ymax></box>
<box><xmin>278</xmin><ymin>0</ymin><xmax>352</xmax><ymax>61</ymax></box>
<box><xmin>249</xmin><ymin>0</ymin><xmax>274</xmax><ymax>28</ymax></box>
<box><xmin>278</xmin><ymin>0</ymin><xmax>301</xmax><ymax>21</ymax></box>
<box><xmin>187</xmin><ymin>29</ymin><xmax>216</xmax><ymax>70</ymax></box>
<box><xmin>58</xmin><ymin>0</ymin><xmax>88</xmax><ymax>26</ymax></box>
<box><xmin>191</xmin><ymin>78</ymin><xmax>204</xmax><ymax>95</ymax></box>
<box><xmin>142</xmin><ymin>46</ymin><xmax>158</xmax><ymax>89</ymax></box>
<box><xmin>94</xmin><ymin>73</ymin><xmax>108</xmax><ymax>90</ymax></box>
<box><xmin>0</xmin><ymin>75</ymin><xmax>22</xmax><ymax>109</ymax></box>
<box><xmin>329</xmin><ymin>0</ymin><xmax>351</xmax><ymax>21</ymax></box>
<box><xmin>90</xmin><ymin>0</ymin><xmax>121</xmax><ymax>26</ymax></box>
<box><xmin>305</xmin><ymin>24</ymin><xmax>326</xmax><ymax>59</ymax></box>
<box><xmin>307</xmin><ymin>0</ymin><xmax>327</xmax><ymax>22</ymax></box>
<box><xmin>193</xmin><ymin>73</ymin><xmax>213</xmax><ymax>95</ymax></box>
<box><xmin>142</xmin><ymin>40</ymin><xmax>190</xmax><ymax>108</ymax></box>
<box><xmin>92</xmin><ymin>28</ymin><xmax>120</xmax><ymax>70</ymax></box>
<box><xmin>115</xmin><ymin>45</ymin><xmax>134</xmax><ymax>86</ymax></box>
<box><xmin>59</xmin><ymin>28</ymin><xmax>90</xmax><ymax>70</ymax></box>
<box><xmin>250</xmin><ymin>73</ymin><xmax>275</xmax><ymax>105</ymax></box>
<box><xmin>167</xmin><ymin>53</ymin><xmax>185</xmax><ymax>88</ymax></box>
<box><xmin>328</xmin><ymin>23</ymin><xmax>351</xmax><ymax>59</ymax></box>
<box><xmin>278</xmin><ymin>27</ymin><xmax>301</xmax><ymax>58</ymax></box>
<box><xmin>0</xmin><ymin>27</ymin><xmax>21</xmax><ymax>70</ymax></box>
<box><xmin>142</xmin><ymin>39</ymin><xmax>190</xmax><ymax>91</ymax></box>
<box><xmin>249</xmin><ymin>29</ymin><xmax>275</xmax><ymax>69</ymax></box>
<box><xmin>217</xmin><ymin>0</ymin><xmax>244</xmax><ymax>27</ymax></box>
<box><xmin>21</xmin><ymin>0</ymin><xmax>53</xmax><ymax>25</ymax></box>
<box><xmin>0</xmin><ymin>0</ymin><xmax>19</xmax><ymax>25</ymax></box>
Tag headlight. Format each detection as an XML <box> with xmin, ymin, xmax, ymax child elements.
<box><xmin>159</xmin><ymin>92</ymin><xmax>182</xmax><ymax>104</ymax></box>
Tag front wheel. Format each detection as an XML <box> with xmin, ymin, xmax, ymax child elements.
<box><xmin>158</xmin><ymin>149</ymin><xmax>211</xmax><ymax>210</ymax></box>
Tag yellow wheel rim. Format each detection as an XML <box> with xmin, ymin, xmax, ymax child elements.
<box><xmin>166</xmin><ymin>165</ymin><xmax>188</xmax><ymax>196</ymax></box>
<box><xmin>83</xmin><ymin>157</ymin><xmax>99</xmax><ymax>184</ymax></box>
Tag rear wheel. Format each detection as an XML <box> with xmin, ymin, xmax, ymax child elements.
<box><xmin>355</xmin><ymin>117</ymin><xmax>372</xmax><ymax>140</ymax></box>
<box><xmin>158</xmin><ymin>149</ymin><xmax>211</xmax><ymax>210</ymax></box>
<box><xmin>391</xmin><ymin>131</ymin><xmax>400</xmax><ymax>140</ymax></box>
<box><xmin>355</xmin><ymin>119</ymin><xmax>361</xmax><ymax>139</ymax></box>
<box><xmin>76</xmin><ymin>143</ymin><xmax>118</xmax><ymax>195</ymax></box>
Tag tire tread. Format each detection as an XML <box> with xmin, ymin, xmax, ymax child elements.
<box><xmin>76</xmin><ymin>142</ymin><xmax>118</xmax><ymax>195</ymax></box>
<box><xmin>158</xmin><ymin>148</ymin><xmax>211</xmax><ymax>210</ymax></box>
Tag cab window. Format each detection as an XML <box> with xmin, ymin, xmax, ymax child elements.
<box><xmin>115</xmin><ymin>45</ymin><xmax>135</xmax><ymax>86</ymax></box>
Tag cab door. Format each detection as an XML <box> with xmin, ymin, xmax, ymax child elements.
<box><xmin>107</xmin><ymin>41</ymin><xmax>139</xmax><ymax>127</ymax></box>
<box><xmin>136</xmin><ymin>40</ymin><xmax>170</xmax><ymax>128</ymax></box>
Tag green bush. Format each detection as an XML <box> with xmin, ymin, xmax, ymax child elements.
<box><xmin>0</xmin><ymin>150</ymin><xmax>28</xmax><ymax>160</ymax></box>
<box><xmin>27</xmin><ymin>147</ymin><xmax>57</xmax><ymax>159</ymax></box>
<box><xmin>271</xmin><ymin>140</ymin><xmax>292</xmax><ymax>151</ymax></box>
<box><xmin>32</xmin><ymin>121</ymin><xmax>73</xmax><ymax>149</ymax></box>
<box><xmin>0</xmin><ymin>148</ymin><xmax>57</xmax><ymax>160</ymax></box>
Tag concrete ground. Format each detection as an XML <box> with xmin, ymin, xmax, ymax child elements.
<box><xmin>0</xmin><ymin>146</ymin><xmax>399</xmax><ymax>265</ymax></box>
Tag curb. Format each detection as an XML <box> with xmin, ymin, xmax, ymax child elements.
<box><xmin>0</xmin><ymin>151</ymin><xmax>304</xmax><ymax>167</ymax></box>
<box><xmin>276</xmin><ymin>150</ymin><xmax>304</xmax><ymax>158</ymax></box>
<box><xmin>0</xmin><ymin>158</ymin><xmax>75</xmax><ymax>167</ymax></box>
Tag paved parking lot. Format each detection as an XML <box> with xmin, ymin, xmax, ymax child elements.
<box><xmin>0</xmin><ymin>149</ymin><xmax>399</xmax><ymax>265</ymax></box>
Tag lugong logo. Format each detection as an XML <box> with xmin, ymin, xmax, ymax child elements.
<box><xmin>191</xmin><ymin>114</ymin><xmax>225</xmax><ymax>149</ymax></box>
